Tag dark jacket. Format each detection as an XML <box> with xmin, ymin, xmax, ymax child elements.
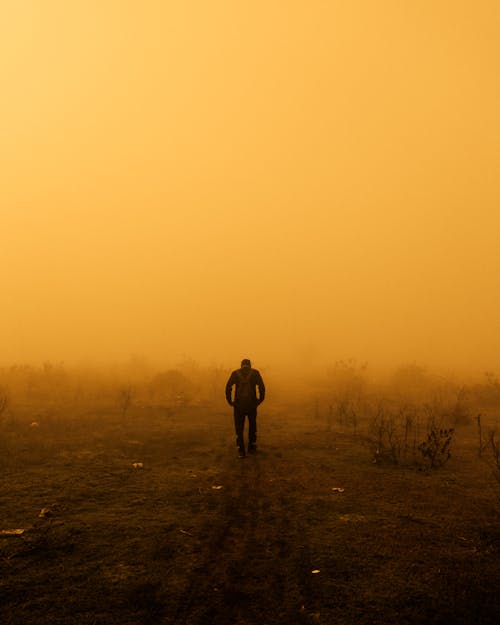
<box><xmin>225</xmin><ymin>367</ymin><xmax>265</xmax><ymax>408</ymax></box>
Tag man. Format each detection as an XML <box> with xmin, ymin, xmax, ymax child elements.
<box><xmin>225</xmin><ymin>359</ymin><xmax>265</xmax><ymax>458</ymax></box>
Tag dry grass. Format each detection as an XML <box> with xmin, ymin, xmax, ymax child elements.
<box><xmin>0</xmin><ymin>402</ymin><xmax>498</xmax><ymax>624</ymax></box>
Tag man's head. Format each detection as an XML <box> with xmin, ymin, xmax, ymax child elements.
<box><xmin>241</xmin><ymin>358</ymin><xmax>251</xmax><ymax>368</ymax></box>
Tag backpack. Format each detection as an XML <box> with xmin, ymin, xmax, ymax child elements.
<box><xmin>236</xmin><ymin>370</ymin><xmax>254</xmax><ymax>405</ymax></box>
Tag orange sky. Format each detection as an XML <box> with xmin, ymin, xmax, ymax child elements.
<box><xmin>1</xmin><ymin>1</ymin><xmax>499</xmax><ymax>371</ymax></box>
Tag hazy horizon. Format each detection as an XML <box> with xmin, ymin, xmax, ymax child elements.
<box><xmin>2</xmin><ymin>2</ymin><xmax>499</xmax><ymax>372</ymax></box>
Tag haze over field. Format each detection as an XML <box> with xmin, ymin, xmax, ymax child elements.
<box><xmin>2</xmin><ymin>1</ymin><xmax>499</xmax><ymax>371</ymax></box>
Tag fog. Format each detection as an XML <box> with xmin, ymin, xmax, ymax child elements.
<box><xmin>2</xmin><ymin>1</ymin><xmax>499</xmax><ymax>374</ymax></box>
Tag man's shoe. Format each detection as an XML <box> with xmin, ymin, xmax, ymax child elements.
<box><xmin>247</xmin><ymin>445</ymin><xmax>257</xmax><ymax>454</ymax></box>
<box><xmin>238</xmin><ymin>449</ymin><xmax>246</xmax><ymax>459</ymax></box>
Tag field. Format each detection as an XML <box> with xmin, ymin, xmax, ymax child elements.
<box><xmin>1</xmin><ymin>392</ymin><xmax>498</xmax><ymax>625</ymax></box>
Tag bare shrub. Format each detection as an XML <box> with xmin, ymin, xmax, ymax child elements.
<box><xmin>324</xmin><ymin>360</ymin><xmax>368</xmax><ymax>436</ymax></box>
<box><xmin>370</xmin><ymin>403</ymin><xmax>403</xmax><ymax>465</ymax></box>
<box><xmin>118</xmin><ymin>385</ymin><xmax>134</xmax><ymax>418</ymax></box>
<box><xmin>441</xmin><ymin>385</ymin><xmax>471</xmax><ymax>425</ymax></box>
<box><xmin>335</xmin><ymin>397</ymin><xmax>359</xmax><ymax>434</ymax></box>
<box><xmin>483</xmin><ymin>371</ymin><xmax>500</xmax><ymax>404</ymax></box>
<box><xmin>327</xmin><ymin>404</ymin><xmax>334</xmax><ymax>431</ymax></box>
<box><xmin>327</xmin><ymin>359</ymin><xmax>368</xmax><ymax>402</ymax></box>
<box><xmin>486</xmin><ymin>430</ymin><xmax>500</xmax><ymax>479</ymax></box>
<box><xmin>418</xmin><ymin>427</ymin><xmax>454</xmax><ymax>468</ymax></box>
<box><xmin>477</xmin><ymin>414</ymin><xmax>487</xmax><ymax>456</ymax></box>
<box><xmin>366</xmin><ymin>399</ymin><xmax>423</xmax><ymax>465</ymax></box>
<box><xmin>148</xmin><ymin>369</ymin><xmax>192</xmax><ymax>405</ymax></box>
<box><xmin>477</xmin><ymin>416</ymin><xmax>500</xmax><ymax>480</ymax></box>
<box><xmin>0</xmin><ymin>388</ymin><xmax>8</xmax><ymax>418</ymax></box>
<box><xmin>390</xmin><ymin>363</ymin><xmax>435</xmax><ymax>403</ymax></box>
<box><xmin>421</xmin><ymin>400</ymin><xmax>446</xmax><ymax>431</ymax></box>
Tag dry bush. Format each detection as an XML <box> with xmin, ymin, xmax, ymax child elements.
<box><xmin>117</xmin><ymin>385</ymin><xmax>134</xmax><ymax>418</ymax></box>
<box><xmin>327</xmin><ymin>359</ymin><xmax>368</xmax><ymax>401</ymax></box>
<box><xmin>476</xmin><ymin>413</ymin><xmax>500</xmax><ymax>481</ymax></box>
<box><xmin>148</xmin><ymin>370</ymin><xmax>193</xmax><ymax>405</ymax></box>
<box><xmin>0</xmin><ymin>387</ymin><xmax>8</xmax><ymax>418</ymax></box>
<box><xmin>389</xmin><ymin>363</ymin><xmax>435</xmax><ymax>403</ymax></box>
<box><xmin>488</xmin><ymin>430</ymin><xmax>500</xmax><ymax>469</ymax></box>
<box><xmin>364</xmin><ymin>398</ymin><xmax>421</xmax><ymax>465</ymax></box>
<box><xmin>369</xmin><ymin>404</ymin><xmax>404</xmax><ymax>465</ymax></box>
<box><xmin>334</xmin><ymin>397</ymin><xmax>360</xmax><ymax>434</ymax></box>
<box><xmin>371</xmin><ymin>415</ymin><xmax>399</xmax><ymax>464</ymax></box>
<box><xmin>447</xmin><ymin>385</ymin><xmax>471</xmax><ymax>425</ymax></box>
<box><xmin>324</xmin><ymin>360</ymin><xmax>369</xmax><ymax>435</ymax></box>
<box><xmin>366</xmin><ymin>399</ymin><xmax>458</xmax><ymax>470</ymax></box>
<box><xmin>418</xmin><ymin>427</ymin><xmax>454</xmax><ymax>468</ymax></box>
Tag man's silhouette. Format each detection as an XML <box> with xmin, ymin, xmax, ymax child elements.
<box><xmin>225</xmin><ymin>359</ymin><xmax>265</xmax><ymax>458</ymax></box>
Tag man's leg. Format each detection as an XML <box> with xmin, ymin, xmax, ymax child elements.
<box><xmin>247</xmin><ymin>407</ymin><xmax>257</xmax><ymax>452</ymax></box>
<box><xmin>233</xmin><ymin>408</ymin><xmax>246</xmax><ymax>456</ymax></box>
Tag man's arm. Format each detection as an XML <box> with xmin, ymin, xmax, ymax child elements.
<box><xmin>256</xmin><ymin>371</ymin><xmax>265</xmax><ymax>404</ymax></box>
<box><xmin>225</xmin><ymin>372</ymin><xmax>236</xmax><ymax>405</ymax></box>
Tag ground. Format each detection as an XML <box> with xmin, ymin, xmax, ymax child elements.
<box><xmin>1</xmin><ymin>403</ymin><xmax>498</xmax><ymax>625</ymax></box>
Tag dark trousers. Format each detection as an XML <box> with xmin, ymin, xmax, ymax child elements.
<box><xmin>234</xmin><ymin>405</ymin><xmax>257</xmax><ymax>451</ymax></box>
